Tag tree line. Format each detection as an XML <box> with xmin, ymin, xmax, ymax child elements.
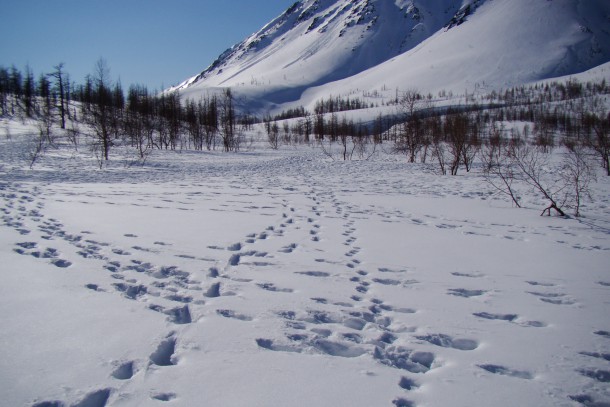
<box><xmin>1</xmin><ymin>60</ymin><xmax>244</xmax><ymax>164</ymax></box>
<box><xmin>2</xmin><ymin>61</ymin><xmax>609</xmax><ymax>216</ymax></box>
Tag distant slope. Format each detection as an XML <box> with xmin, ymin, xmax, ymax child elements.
<box><xmin>171</xmin><ymin>0</ymin><xmax>610</xmax><ymax>114</ymax></box>
<box><xmin>299</xmin><ymin>0</ymin><xmax>610</xmax><ymax>107</ymax></box>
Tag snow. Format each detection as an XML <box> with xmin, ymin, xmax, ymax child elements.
<box><xmin>1</xmin><ymin>122</ymin><xmax>609</xmax><ymax>406</ymax></box>
<box><xmin>2</xmin><ymin>0</ymin><xmax>610</xmax><ymax>405</ymax></box>
<box><xmin>174</xmin><ymin>0</ymin><xmax>610</xmax><ymax>115</ymax></box>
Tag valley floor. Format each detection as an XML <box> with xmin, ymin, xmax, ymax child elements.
<box><xmin>1</xmin><ymin>129</ymin><xmax>609</xmax><ymax>406</ymax></box>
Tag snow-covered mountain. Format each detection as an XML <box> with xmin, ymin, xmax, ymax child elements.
<box><xmin>172</xmin><ymin>0</ymin><xmax>610</xmax><ymax>113</ymax></box>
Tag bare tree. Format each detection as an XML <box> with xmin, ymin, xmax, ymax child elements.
<box><xmin>50</xmin><ymin>63</ymin><xmax>67</xmax><ymax>129</ymax></box>
<box><xmin>220</xmin><ymin>88</ymin><xmax>236</xmax><ymax>152</ymax></box>
<box><xmin>268</xmin><ymin>120</ymin><xmax>280</xmax><ymax>149</ymax></box>
<box><xmin>480</xmin><ymin>131</ymin><xmax>521</xmax><ymax>208</ymax></box>
<box><xmin>584</xmin><ymin>98</ymin><xmax>610</xmax><ymax>176</ymax></box>
<box><xmin>89</xmin><ymin>58</ymin><xmax>114</xmax><ymax>162</ymax></box>
<box><xmin>395</xmin><ymin>89</ymin><xmax>428</xmax><ymax>163</ymax></box>
<box><xmin>561</xmin><ymin>141</ymin><xmax>596</xmax><ymax>217</ymax></box>
<box><xmin>23</xmin><ymin>65</ymin><xmax>35</xmax><ymax>118</ymax></box>
<box><xmin>509</xmin><ymin>143</ymin><xmax>566</xmax><ymax>216</ymax></box>
<box><xmin>445</xmin><ymin>111</ymin><xmax>470</xmax><ymax>175</ymax></box>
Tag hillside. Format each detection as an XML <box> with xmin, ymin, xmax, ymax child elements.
<box><xmin>172</xmin><ymin>0</ymin><xmax>610</xmax><ymax>114</ymax></box>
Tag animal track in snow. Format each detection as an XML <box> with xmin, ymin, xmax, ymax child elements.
<box><xmin>569</xmin><ymin>394</ymin><xmax>610</xmax><ymax>407</ymax></box>
<box><xmin>452</xmin><ymin>272</ymin><xmax>484</xmax><ymax>278</ymax></box>
<box><xmin>378</xmin><ymin>267</ymin><xmax>408</xmax><ymax>274</ymax></box>
<box><xmin>16</xmin><ymin>241</ymin><xmax>37</xmax><ymax>249</ymax></box>
<box><xmin>228</xmin><ymin>254</ymin><xmax>241</xmax><ymax>266</ymax></box>
<box><xmin>416</xmin><ymin>334</ymin><xmax>479</xmax><ymax>351</ymax></box>
<box><xmin>447</xmin><ymin>288</ymin><xmax>487</xmax><ymax>298</ymax></box>
<box><xmin>227</xmin><ymin>242</ymin><xmax>242</xmax><ymax>251</ymax></box>
<box><xmin>14</xmin><ymin>242</ymin><xmax>72</xmax><ymax>268</ymax></box>
<box><xmin>70</xmin><ymin>388</ymin><xmax>112</xmax><ymax>407</ymax></box>
<box><xmin>473</xmin><ymin>312</ymin><xmax>518</xmax><ymax>322</ymax></box>
<box><xmin>478</xmin><ymin>364</ymin><xmax>533</xmax><ymax>379</ymax></box>
<box><xmin>257</xmin><ymin>336</ymin><xmax>366</xmax><ymax>358</ymax></box>
<box><xmin>216</xmin><ymin>309</ymin><xmax>253</xmax><ymax>321</ymax></box>
<box><xmin>392</xmin><ymin>398</ymin><xmax>416</xmax><ymax>407</ymax></box>
<box><xmin>526</xmin><ymin>281</ymin><xmax>555</xmax><ymax>287</ymax></box>
<box><xmin>311</xmin><ymin>338</ymin><xmax>366</xmax><ymax>358</ymax></box>
<box><xmin>398</xmin><ymin>376</ymin><xmax>419</xmax><ymax>391</ymax></box>
<box><xmin>278</xmin><ymin>243</ymin><xmax>297</xmax><ymax>253</ymax></box>
<box><xmin>527</xmin><ymin>291</ymin><xmax>576</xmax><ymax>305</ymax></box>
<box><xmin>372</xmin><ymin>278</ymin><xmax>401</xmax><ymax>286</ymax></box>
<box><xmin>165</xmin><ymin>305</ymin><xmax>192</xmax><ymax>324</ymax></box>
<box><xmin>580</xmin><ymin>351</ymin><xmax>610</xmax><ymax>362</ymax></box>
<box><xmin>113</xmin><ymin>283</ymin><xmax>147</xmax><ymax>300</ymax></box>
<box><xmin>151</xmin><ymin>393</ymin><xmax>177</xmax><ymax>402</ymax></box>
<box><xmin>473</xmin><ymin>312</ymin><xmax>546</xmax><ymax>328</ymax></box>
<box><xmin>112</xmin><ymin>361</ymin><xmax>135</xmax><ymax>380</ymax></box>
<box><xmin>256</xmin><ymin>338</ymin><xmax>301</xmax><ymax>353</ymax></box>
<box><xmin>32</xmin><ymin>401</ymin><xmax>64</xmax><ymax>407</ymax></box>
<box><xmin>594</xmin><ymin>330</ymin><xmax>610</xmax><ymax>339</ymax></box>
<box><xmin>257</xmin><ymin>283</ymin><xmax>294</xmax><ymax>293</ymax></box>
<box><xmin>579</xmin><ymin>369</ymin><xmax>610</xmax><ymax>383</ymax></box>
<box><xmin>295</xmin><ymin>271</ymin><xmax>330</xmax><ymax>278</ymax></box>
<box><xmin>204</xmin><ymin>282</ymin><xmax>221</xmax><ymax>298</ymax></box>
<box><xmin>150</xmin><ymin>335</ymin><xmax>177</xmax><ymax>367</ymax></box>
<box><xmin>373</xmin><ymin>346</ymin><xmax>436</xmax><ymax>373</ymax></box>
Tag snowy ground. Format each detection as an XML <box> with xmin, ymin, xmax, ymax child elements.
<box><xmin>1</xmin><ymin>124</ymin><xmax>609</xmax><ymax>407</ymax></box>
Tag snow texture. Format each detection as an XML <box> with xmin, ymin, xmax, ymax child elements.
<box><xmin>1</xmin><ymin>119</ymin><xmax>609</xmax><ymax>406</ymax></box>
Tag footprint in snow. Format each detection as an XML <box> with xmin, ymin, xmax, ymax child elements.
<box><xmin>16</xmin><ymin>241</ymin><xmax>38</xmax><ymax>249</ymax></box>
<box><xmin>257</xmin><ymin>337</ymin><xmax>366</xmax><ymax>358</ymax></box>
<box><xmin>216</xmin><ymin>309</ymin><xmax>252</xmax><ymax>321</ymax></box>
<box><xmin>113</xmin><ymin>283</ymin><xmax>147</xmax><ymax>300</ymax></box>
<box><xmin>527</xmin><ymin>291</ymin><xmax>576</xmax><ymax>305</ymax></box>
<box><xmin>398</xmin><ymin>377</ymin><xmax>419</xmax><ymax>391</ymax></box>
<box><xmin>473</xmin><ymin>312</ymin><xmax>518</xmax><ymax>322</ymax></box>
<box><xmin>594</xmin><ymin>330</ymin><xmax>610</xmax><ymax>339</ymax></box>
<box><xmin>227</xmin><ymin>242</ymin><xmax>242</xmax><ymax>251</ymax></box>
<box><xmin>447</xmin><ymin>288</ymin><xmax>486</xmax><ymax>298</ymax></box>
<box><xmin>257</xmin><ymin>282</ymin><xmax>294</xmax><ymax>293</ymax></box>
<box><xmin>151</xmin><ymin>393</ymin><xmax>177</xmax><ymax>402</ymax></box>
<box><xmin>392</xmin><ymin>398</ymin><xmax>416</xmax><ymax>407</ymax></box>
<box><xmin>295</xmin><ymin>271</ymin><xmax>330</xmax><ymax>278</ymax></box>
<box><xmin>569</xmin><ymin>394</ymin><xmax>610</xmax><ymax>406</ymax></box>
<box><xmin>580</xmin><ymin>351</ymin><xmax>610</xmax><ymax>362</ymax></box>
<box><xmin>416</xmin><ymin>333</ymin><xmax>479</xmax><ymax>351</ymax></box>
<box><xmin>71</xmin><ymin>388</ymin><xmax>112</xmax><ymax>407</ymax></box>
<box><xmin>32</xmin><ymin>401</ymin><xmax>64</xmax><ymax>407</ymax></box>
<box><xmin>165</xmin><ymin>305</ymin><xmax>192</xmax><ymax>324</ymax></box>
<box><xmin>452</xmin><ymin>272</ymin><xmax>485</xmax><ymax>278</ymax></box>
<box><xmin>473</xmin><ymin>312</ymin><xmax>546</xmax><ymax>328</ymax></box>
<box><xmin>278</xmin><ymin>243</ymin><xmax>297</xmax><ymax>253</ymax></box>
<box><xmin>112</xmin><ymin>361</ymin><xmax>135</xmax><ymax>380</ymax></box>
<box><xmin>579</xmin><ymin>369</ymin><xmax>610</xmax><ymax>383</ymax></box>
<box><xmin>149</xmin><ymin>335</ymin><xmax>177</xmax><ymax>367</ymax></box>
<box><xmin>478</xmin><ymin>364</ymin><xmax>533</xmax><ymax>379</ymax></box>
<box><xmin>373</xmin><ymin>346</ymin><xmax>435</xmax><ymax>374</ymax></box>
<box><xmin>526</xmin><ymin>281</ymin><xmax>555</xmax><ymax>287</ymax></box>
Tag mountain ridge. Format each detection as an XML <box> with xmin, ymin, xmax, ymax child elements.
<box><xmin>171</xmin><ymin>0</ymin><xmax>610</xmax><ymax>114</ymax></box>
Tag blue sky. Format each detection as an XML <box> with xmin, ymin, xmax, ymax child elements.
<box><xmin>0</xmin><ymin>0</ymin><xmax>296</xmax><ymax>90</ymax></box>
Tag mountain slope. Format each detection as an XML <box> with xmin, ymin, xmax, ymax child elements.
<box><xmin>297</xmin><ymin>0</ymin><xmax>610</xmax><ymax>108</ymax></box>
<box><xmin>173</xmin><ymin>0</ymin><xmax>610</xmax><ymax>113</ymax></box>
